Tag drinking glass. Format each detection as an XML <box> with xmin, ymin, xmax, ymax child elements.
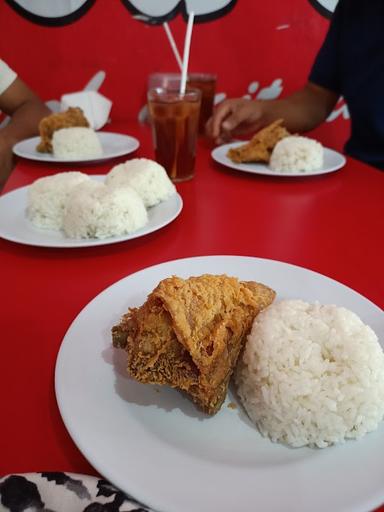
<box><xmin>147</xmin><ymin>87</ymin><xmax>201</xmax><ymax>182</ymax></box>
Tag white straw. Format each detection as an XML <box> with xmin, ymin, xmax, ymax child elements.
<box><xmin>163</xmin><ymin>22</ymin><xmax>183</xmax><ymax>71</ymax></box>
<box><xmin>180</xmin><ymin>11</ymin><xmax>195</xmax><ymax>94</ymax></box>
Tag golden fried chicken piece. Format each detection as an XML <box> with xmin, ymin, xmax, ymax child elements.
<box><xmin>36</xmin><ymin>107</ymin><xmax>89</xmax><ymax>153</ymax></box>
<box><xmin>112</xmin><ymin>274</ymin><xmax>275</xmax><ymax>415</ymax></box>
<box><xmin>227</xmin><ymin>119</ymin><xmax>290</xmax><ymax>163</ymax></box>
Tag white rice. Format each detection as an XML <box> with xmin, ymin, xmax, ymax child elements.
<box><xmin>63</xmin><ymin>180</ymin><xmax>148</xmax><ymax>239</ymax></box>
<box><xmin>270</xmin><ymin>136</ymin><xmax>324</xmax><ymax>172</ymax></box>
<box><xmin>106</xmin><ymin>158</ymin><xmax>176</xmax><ymax>207</ymax></box>
<box><xmin>235</xmin><ymin>299</ymin><xmax>384</xmax><ymax>448</ymax></box>
<box><xmin>27</xmin><ymin>171</ymin><xmax>90</xmax><ymax>229</ymax></box>
<box><xmin>52</xmin><ymin>127</ymin><xmax>103</xmax><ymax>159</ymax></box>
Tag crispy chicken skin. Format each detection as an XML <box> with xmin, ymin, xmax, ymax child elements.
<box><xmin>36</xmin><ymin>107</ymin><xmax>89</xmax><ymax>153</ymax></box>
<box><xmin>227</xmin><ymin>119</ymin><xmax>290</xmax><ymax>164</ymax></box>
<box><xmin>112</xmin><ymin>274</ymin><xmax>276</xmax><ymax>414</ymax></box>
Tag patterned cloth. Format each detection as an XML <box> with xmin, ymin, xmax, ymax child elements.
<box><xmin>0</xmin><ymin>473</ymin><xmax>155</xmax><ymax>512</ymax></box>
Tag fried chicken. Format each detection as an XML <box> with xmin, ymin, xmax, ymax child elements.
<box><xmin>227</xmin><ymin>119</ymin><xmax>290</xmax><ymax>164</ymax></box>
<box><xmin>112</xmin><ymin>274</ymin><xmax>275</xmax><ymax>415</ymax></box>
<box><xmin>36</xmin><ymin>107</ymin><xmax>89</xmax><ymax>153</ymax></box>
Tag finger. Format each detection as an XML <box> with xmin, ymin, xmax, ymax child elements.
<box><xmin>211</xmin><ymin>100</ymin><xmax>235</xmax><ymax>139</ymax></box>
<box><xmin>221</xmin><ymin>102</ymin><xmax>253</xmax><ymax>132</ymax></box>
<box><xmin>215</xmin><ymin>130</ymin><xmax>233</xmax><ymax>145</ymax></box>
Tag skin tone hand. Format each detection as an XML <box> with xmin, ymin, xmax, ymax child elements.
<box><xmin>206</xmin><ymin>98</ymin><xmax>265</xmax><ymax>144</ymax></box>
<box><xmin>206</xmin><ymin>82</ymin><xmax>339</xmax><ymax>144</ymax></box>
<box><xmin>0</xmin><ymin>77</ymin><xmax>51</xmax><ymax>189</ymax></box>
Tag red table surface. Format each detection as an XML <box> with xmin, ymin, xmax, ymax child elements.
<box><xmin>0</xmin><ymin>122</ymin><xmax>383</xmax><ymax>511</ymax></box>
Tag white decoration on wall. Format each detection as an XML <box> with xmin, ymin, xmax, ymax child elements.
<box><xmin>214</xmin><ymin>93</ymin><xmax>226</xmax><ymax>104</ymax></box>
<box><xmin>326</xmin><ymin>98</ymin><xmax>350</xmax><ymax>121</ymax></box>
<box><xmin>127</xmin><ymin>0</ymin><xmax>234</xmax><ymax>17</ymax></box>
<box><xmin>8</xmin><ymin>0</ymin><xmax>89</xmax><ymax>17</ymax></box>
<box><xmin>248</xmin><ymin>82</ymin><xmax>259</xmax><ymax>95</ymax></box>
<box><xmin>313</xmin><ymin>0</ymin><xmax>338</xmax><ymax>14</ymax></box>
<box><xmin>256</xmin><ymin>79</ymin><xmax>283</xmax><ymax>99</ymax></box>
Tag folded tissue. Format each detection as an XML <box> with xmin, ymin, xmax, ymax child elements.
<box><xmin>60</xmin><ymin>91</ymin><xmax>112</xmax><ymax>130</ymax></box>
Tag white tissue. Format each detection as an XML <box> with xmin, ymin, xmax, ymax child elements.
<box><xmin>60</xmin><ymin>91</ymin><xmax>112</xmax><ymax>130</ymax></box>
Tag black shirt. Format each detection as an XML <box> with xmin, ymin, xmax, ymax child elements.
<box><xmin>309</xmin><ymin>0</ymin><xmax>384</xmax><ymax>170</ymax></box>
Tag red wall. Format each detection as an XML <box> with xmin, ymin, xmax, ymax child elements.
<box><xmin>0</xmin><ymin>0</ymin><xmax>349</xmax><ymax>150</ymax></box>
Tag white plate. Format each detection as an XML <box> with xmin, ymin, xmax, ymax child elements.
<box><xmin>212</xmin><ymin>142</ymin><xmax>346</xmax><ymax>176</ymax></box>
<box><xmin>13</xmin><ymin>132</ymin><xmax>140</xmax><ymax>163</ymax></box>
<box><xmin>55</xmin><ymin>255</ymin><xmax>384</xmax><ymax>512</ymax></box>
<box><xmin>0</xmin><ymin>176</ymin><xmax>182</xmax><ymax>248</ymax></box>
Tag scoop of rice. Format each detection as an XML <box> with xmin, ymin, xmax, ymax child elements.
<box><xmin>106</xmin><ymin>158</ymin><xmax>176</xmax><ymax>207</ymax></box>
<box><xmin>52</xmin><ymin>127</ymin><xmax>103</xmax><ymax>159</ymax></box>
<box><xmin>235</xmin><ymin>299</ymin><xmax>384</xmax><ymax>448</ymax></box>
<box><xmin>27</xmin><ymin>171</ymin><xmax>90</xmax><ymax>230</ymax></box>
<box><xmin>63</xmin><ymin>180</ymin><xmax>148</xmax><ymax>239</ymax></box>
<box><xmin>270</xmin><ymin>136</ymin><xmax>324</xmax><ymax>172</ymax></box>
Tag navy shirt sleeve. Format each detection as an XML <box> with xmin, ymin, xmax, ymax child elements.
<box><xmin>309</xmin><ymin>0</ymin><xmax>346</xmax><ymax>94</ymax></box>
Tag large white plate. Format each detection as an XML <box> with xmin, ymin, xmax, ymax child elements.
<box><xmin>13</xmin><ymin>132</ymin><xmax>139</xmax><ymax>163</ymax></box>
<box><xmin>55</xmin><ymin>256</ymin><xmax>384</xmax><ymax>512</ymax></box>
<box><xmin>0</xmin><ymin>176</ymin><xmax>182</xmax><ymax>248</ymax></box>
<box><xmin>212</xmin><ymin>141</ymin><xmax>346</xmax><ymax>176</ymax></box>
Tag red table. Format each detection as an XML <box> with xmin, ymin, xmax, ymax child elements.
<box><xmin>1</xmin><ymin>123</ymin><xmax>383</xmax><ymax>511</ymax></box>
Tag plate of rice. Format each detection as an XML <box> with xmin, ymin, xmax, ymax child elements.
<box><xmin>0</xmin><ymin>170</ymin><xmax>182</xmax><ymax>248</ymax></box>
<box><xmin>55</xmin><ymin>255</ymin><xmax>384</xmax><ymax>512</ymax></box>
<box><xmin>13</xmin><ymin>131</ymin><xmax>140</xmax><ymax>163</ymax></box>
<box><xmin>212</xmin><ymin>136</ymin><xmax>346</xmax><ymax>177</ymax></box>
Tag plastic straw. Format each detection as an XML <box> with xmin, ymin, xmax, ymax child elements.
<box><xmin>180</xmin><ymin>11</ymin><xmax>195</xmax><ymax>94</ymax></box>
<box><xmin>163</xmin><ymin>22</ymin><xmax>183</xmax><ymax>72</ymax></box>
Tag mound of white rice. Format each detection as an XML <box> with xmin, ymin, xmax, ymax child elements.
<box><xmin>270</xmin><ymin>136</ymin><xmax>324</xmax><ymax>172</ymax></box>
<box><xmin>106</xmin><ymin>158</ymin><xmax>176</xmax><ymax>207</ymax></box>
<box><xmin>63</xmin><ymin>180</ymin><xmax>148</xmax><ymax>239</ymax></box>
<box><xmin>27</xmin><ymin>171</ymin><xmax>90</xmax><ymax>229</ymax></box>
<box><xmin>235</xmin><ymin>299</ymin><xmax>384</xmax><ymax>448</ymax></box>
<box><xmin>52</xmin><ymin>127</ymin><xmax>103</xmax><ymax>159</ymax></box>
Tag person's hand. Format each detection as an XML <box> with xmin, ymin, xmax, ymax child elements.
<box><xmin>0</xmin><ymin>135</ymin><xmax>15</xmax><ymax>189</ymax></box>
<box><xmin>206</xmin><ymin>98</ymin><xmax>266</xmax><ymax>144</ymax></box>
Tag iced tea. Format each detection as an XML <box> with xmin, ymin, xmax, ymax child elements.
<box><xmin>187</xmin><ymin>73</ymin><xmax>217</xmax><ymax>133</ymax></box>
<box><xmin>148</xmin><ymin>88</ymin><xmax>201</xmax><ymax>182</ymax></box>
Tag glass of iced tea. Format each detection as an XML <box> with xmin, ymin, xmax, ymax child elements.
<box><xmin>147</xmin><ymin>87</ymin><xmax>201</xmax><ymax>182</ymax></box>
<box><xmin>187</xmin><ymin>73</ymin><xmax>217</xmax><ymax>134</ymax></box>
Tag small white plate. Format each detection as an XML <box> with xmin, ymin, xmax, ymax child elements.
<box><xmin>0</xmin><ymin>176</ymin><xmax>182</xmax><ymax>248</ymax></box>
<box><xmin>13</xmin><ymin>132</ymin><xmax>140</xmax><ymax>163</ymax></box>
<box><xmin>212</xmin><ymin>141</ymin><xmax>346</xmax><ymax>176</ymax></box>
<box><xmin>55</xmin><ymin>255</ymin><xmax>384</xmax><ymax>512</ymax></box>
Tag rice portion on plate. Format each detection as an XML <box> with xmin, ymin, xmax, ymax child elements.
<box><xmin>270</xmin><ymin>136</ymin><xmax>323</xmax><ymax>172</ymax></box>
<box><xmin>106</xmin><ymin>158</ymin><xmax>176</xmax><ymax>207</ymax></box>
<box><xmin>27</xmin><ymin>171</ymin><xmax>90</xmax><ymax>229</ymax></box>
<box><xmin>52</xmin><ymin>127</ymin><xmax>103</xmax><ymax>159</ymax></box>
<box><xmin>63</xmin><ymin>180</ymin><xmax>148</xmax><ymax>239</ymax></box>
<box><xmin>235</xmin><ymin>299</ymin><xmax>384</xmax><ymax>448</ymax></box>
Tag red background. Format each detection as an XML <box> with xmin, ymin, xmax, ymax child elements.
<box><xmin>0</xmin><ymin>0</ymin><xmax>348</xmax><ymax>149</ymax></box>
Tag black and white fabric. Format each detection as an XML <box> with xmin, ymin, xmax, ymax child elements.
<box><xmin>0</xmin><ymin>473</ymin><xmax>155</xmax><ymax>512</ymax></box>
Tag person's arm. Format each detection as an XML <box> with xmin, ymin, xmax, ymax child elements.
<box><xmin>0</xmin><ymin>77</ymin><xmax>51</xmax><ymax>187</ymax></box>
<box><xmin>206</xmin><ymin>82</ymin><xmax>339</xmax><ymax>144</ymax></box>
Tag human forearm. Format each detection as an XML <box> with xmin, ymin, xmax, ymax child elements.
<box><xmin>259</xmin><ymin>82</ymin><xmax>339</xmax><ymax>133</ymax></box>
<box><xmin>207</xmin><ymin>82</ymin><xmax>339</xmax><ymax>143</ymax></box>
<box><xmin>0</xmin><ymin>76</ymin><xmax>51</xmax><ymax>146</ymax></box>
<box><xmin>0</xmin><ymin>77</ymin><xmax>50</xmax><ymax>188</ymax></box>
<box><xmin>0</xmin><ymin>98</ymin><xmax>51</xmax><ymax>146</ymax></box>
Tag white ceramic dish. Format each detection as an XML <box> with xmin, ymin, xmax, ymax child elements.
<box><xmin>212</xmin><ymin>142</ymin><xmax>346</xmax><ymax>176</ymax></box>
<box><xmin>55</xmin><ymin>255</ymin><xmax>384</xmax><ymax>512</ymax></box>
<box><xmin>13</xmin><ymin>132</ymin><xmax>139</xmax><ymax>163</ymax></box>
<box><xmin>0</xmin><ymin>176</ymin><xmax>182</xmax><ymax>248</ymax></box>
